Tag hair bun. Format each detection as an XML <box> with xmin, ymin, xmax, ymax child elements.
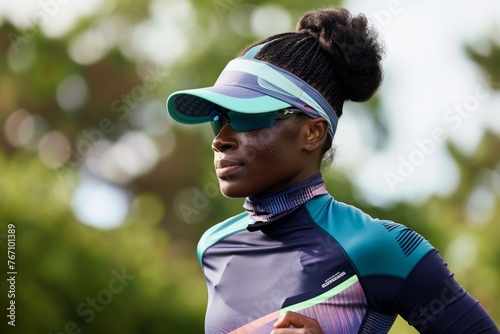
<box><xmin>239</xmin><ymin>7</ymin><xmax>384</xmax><ymax>117</ymax></box>
<box><xmin>296</xmin><ymin>10</ymin><xmax>334</xmax><ymax>49</ymax></box>
<box><xmin>296</xmin><ymin>8</ymin><xmax>384</xmax><ymax>103</ymax></box>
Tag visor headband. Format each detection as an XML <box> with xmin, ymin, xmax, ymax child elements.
<box><xmin>215</xmin><ymin>58</ymin><xmax>338</xmax><ymax>138</ymax></box>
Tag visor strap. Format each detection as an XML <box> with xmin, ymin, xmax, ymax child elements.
<box><xmin>242</xmin><ymin>42</ymin><xmax>270</xmax><ymax>59</ymax></box>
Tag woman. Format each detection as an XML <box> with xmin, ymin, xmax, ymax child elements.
<box><xmin>166</xmin><ymin>7</ymin><xmax>499</xmax><ymax>334</ymax></box>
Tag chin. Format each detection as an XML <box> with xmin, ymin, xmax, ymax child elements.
<box><xmin>220</xmin><ymin>188</ymin><xmax>248</xmax><ymax>199</ymax></box>
<box><xmin>219</xmin><ymin>181</ymin><xmax>255</xmax><ymax>199</ymax></box>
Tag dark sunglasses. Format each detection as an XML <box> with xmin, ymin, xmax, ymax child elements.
<box><xmin>209</xmin><ymin>108</ymin><xmax>302</xmax><ymax>136</ymax></box>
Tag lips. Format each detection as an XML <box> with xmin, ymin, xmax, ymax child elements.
<box><xmin>215</xmin><ymin>159</ymin><xmax>243</xmax><ymax>178</ymax></box>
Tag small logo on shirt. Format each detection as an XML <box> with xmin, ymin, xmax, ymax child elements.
<box><xmin>321</xmin><ymin>271</ymin><xmax>346</xmax><ymax>288</ymax></box>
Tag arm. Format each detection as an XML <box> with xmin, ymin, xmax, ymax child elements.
<box><xmin>396</xmin><ymin>250</ymin><xmax>499</xmax><ymax>333</ymax></box>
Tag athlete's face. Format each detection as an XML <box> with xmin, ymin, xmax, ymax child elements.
<box><xmin>212</xmin><ymin>113</ymin><xmax>326</xmax><ymax>198</ymax></box>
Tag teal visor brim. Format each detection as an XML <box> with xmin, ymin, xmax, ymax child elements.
<box><xmin>167</xmin><ymin>88</ymin><xmax>291</xmax><ymax>125</ymax></box>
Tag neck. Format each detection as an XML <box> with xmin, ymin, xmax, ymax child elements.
<box><xmin>243</xmin><ymin>173</ymin><xmax>328</xmax><ymax>225</ymax></box>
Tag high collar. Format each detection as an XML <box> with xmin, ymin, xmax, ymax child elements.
<box><xmin>244</xmin><ymin>173</ymin><xmax>328</xmax><ymax>231</ymax></box>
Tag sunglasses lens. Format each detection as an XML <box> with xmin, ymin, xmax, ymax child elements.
<box><xmin>209</xmin><ymin>109</ymin><xmax>297</xmax><ymax>136</ymax></box>
<box><xmin>210</xmin><ymin>111</ymin><xmax>224</xmax><ymax>136</ymax></box>
<box><xmin>228</xmin><ymin>111</ymin><xmax>277</xmax><ymax>132</ymax></box>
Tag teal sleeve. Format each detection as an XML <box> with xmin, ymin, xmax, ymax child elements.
<box><xmin>305</xmin><ymin>195</ymin><xmax>435</xmax><ymax>279</ymax></box>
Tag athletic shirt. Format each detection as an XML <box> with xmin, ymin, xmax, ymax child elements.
<box><xmin>197</xmin><ymin>174</ymin><xmax>498</xmax><ymax>333</ymax></box>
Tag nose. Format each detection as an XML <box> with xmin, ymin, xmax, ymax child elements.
<box><xmin>212</xmin><ymin>123</ymin><xmax>238</xmax><ymax>152</ymax></box>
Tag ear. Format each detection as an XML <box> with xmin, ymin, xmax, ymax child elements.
<box><xmin>302</xmin><ymin>118</ymin><xmax>329</xmax><ymax>151</ymax></box>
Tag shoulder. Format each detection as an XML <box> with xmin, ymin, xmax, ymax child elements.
<box><xmin>305</xmin><ymin>195</ymin><xmax>435</xmax><ymax>279</ymax></box>
<box><xmin>196</xmin><ymin>212</ymin><xmax>252</xmax><ymax>265</ymax></box>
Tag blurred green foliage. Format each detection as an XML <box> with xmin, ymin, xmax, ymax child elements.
<box><xmin>0</xmin><ymin>0</ymin><xmax>499</xmax><ymax>333</ymax></box>
<box><xmin>0</xmin><ymin>151</ymin><xmax>207</xmax><ymax>333</ymax></box>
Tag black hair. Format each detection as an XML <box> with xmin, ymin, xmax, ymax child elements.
<box><xmin>239</xmin><ymin>7</ymin><xmax>384</xmax><ymax>163</ymax></box>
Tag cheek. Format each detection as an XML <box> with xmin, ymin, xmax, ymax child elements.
<box><xmin>240</xmin><ymin>128</ymin><xmax>289</xmax><ymax>161</ymax></box>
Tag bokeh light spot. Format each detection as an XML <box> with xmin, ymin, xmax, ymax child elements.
<box><xmin>251</xmin><ymin>4</ymin><xmax>292</xmax><ymax>37</ymax></box>
<box><xmin>56</xmin><ymin>74</ymin><xmax>88</xmax><ymax>111</ymax></box>
<box><xmin>72</xmin><ymin>178</ymin><xmax>130</xmax><ymax>229</ymax></box>
<box><xmin>445</xmin><ymin>234</ymin><xmax>478</xmax><ymax>273</ymax></box>
<box><xmin>37</xmin><ymin>131</ymin><xmax>70</xmax><ymax>169</ymax></box>
<box><xmin>113</xmin><ymin>131</ymin><xmax>159</xmax><ymax>178</ymax></box>
<box><xmin>4</xmin><ymin>109</ymin><xmax>48</xmax><ymax>149</ymax></box>
<box><xmin>4</xmin><ymin>109</ymin><xmax>33</xmax><ymax>147</ymax></box>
